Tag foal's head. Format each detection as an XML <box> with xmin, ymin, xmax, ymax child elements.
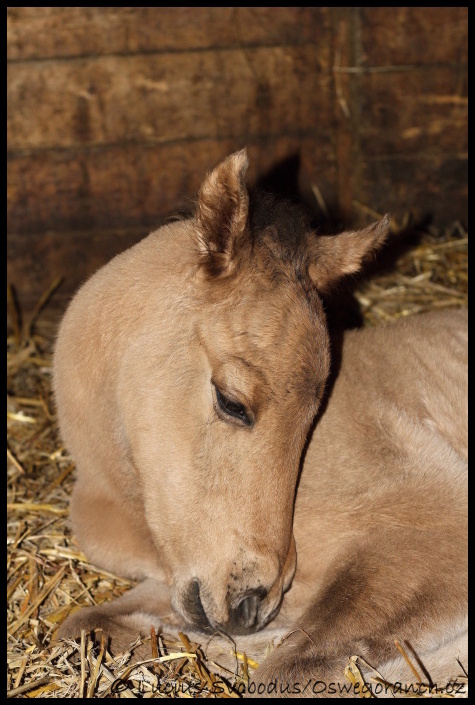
<box><xmin>150</xmin><ymin>150</ymin><xmax>389</xmax><ymax>635</ymax></box>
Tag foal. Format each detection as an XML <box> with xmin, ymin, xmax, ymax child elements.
<box><xmin>53</xmin><ymin>150</ymin><xmax>467</xmax><ymax>696</ymax></box>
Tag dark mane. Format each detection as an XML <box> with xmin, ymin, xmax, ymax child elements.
<box><xmin>180</xmin><ymin>188</ymin><xmax>315</xmax><ymax>281</ymax></box>
<box><xmin>249</xmin><ymin>190</ymin><xmax>312</xmax><ymax>254</ymax></box>
<box><xmin>249</xmin><ymin>189</ymin><xmax>315</xmax><ymax>282</ymax></box>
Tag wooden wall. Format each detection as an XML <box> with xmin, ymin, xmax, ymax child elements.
<box><xmin>7</xmin><ymin>7</ymin><xmax>468</xmax><ymax>316</ymax></box>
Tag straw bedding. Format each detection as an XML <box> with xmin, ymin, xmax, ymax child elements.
<box><xmin>7</xmin><ymin>216</ymin><xmax>468</xmax><ymax>697</ymax></box>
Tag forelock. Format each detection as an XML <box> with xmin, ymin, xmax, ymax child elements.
<box><xmin>249</xmin><ymin>190</ymin><xmax>313</xmax><ymax>274</ymax></box>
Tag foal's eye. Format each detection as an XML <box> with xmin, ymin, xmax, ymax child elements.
<box><xmin>214</xmin><ymin>386</ymin><xmax>252</xmax><ymax>427</ymax></box>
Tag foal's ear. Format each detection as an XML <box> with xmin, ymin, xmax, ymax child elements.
<box><xmin>196</xmin><ymin>149</ymin><xmax>250</xmax><ymax>276</ymax></box>
<box><xmin>308</xmin><ymin>215</ymin><xmax>390</xmax><ymax>292</ymax></box>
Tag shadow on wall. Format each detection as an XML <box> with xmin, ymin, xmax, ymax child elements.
<box><xmin>254</xmin><ymin>153</ymin><xmax>432</xmax><ymax>332</ymax></box>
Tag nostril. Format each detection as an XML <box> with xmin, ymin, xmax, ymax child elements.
<box><xmin>182</xmin><ymin>580</ymin><xmax>210</xmax><ymax>631</ymax></box>
<box><xmin>237</xmin><ymin>594</ymin><xmax>259</xmax><ymax>629</ymax></box>
<box><xmin>230</xmin><ymin>587</ymin><xmax>267</xmax><ymax>633</ymax></box>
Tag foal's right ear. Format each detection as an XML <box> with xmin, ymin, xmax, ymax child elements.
<box><xmin>196</xmin><ymin>149</ymin><xmax>250</xmax><ymax>276</ymax></box>
<box><xmin>308</xmin><ymin>215</ymin><xmax>391</xmax><ymax>292</ymax></box>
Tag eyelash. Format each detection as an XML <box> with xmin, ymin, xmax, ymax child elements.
<box><xmin>214</xmin><ymin>386</ymin><xmax>252</xmax><ymax>426</ymax></box>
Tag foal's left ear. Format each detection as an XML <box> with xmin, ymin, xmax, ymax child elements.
<box><xmin>308</xmin><ymin>215</ymin><xmax>391</xmax><ymax>292</ymax></box>
<box><xmin>196</xmin><ymin>149</ymin><xmax>250</xmax><ymax>276</ymax></box>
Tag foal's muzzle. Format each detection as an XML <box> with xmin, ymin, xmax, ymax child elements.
<box><xmin>182</xmin><ymin>580</ymin><xmax>270</xmax><ymax>635</ymax></box>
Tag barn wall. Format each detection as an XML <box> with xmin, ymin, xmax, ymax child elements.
<box><xmin>7</xmin><ymin>7</ymin><xmax>467</xmax><ymax>316</ymax></box>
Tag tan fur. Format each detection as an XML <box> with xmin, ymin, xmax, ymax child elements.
<box><xmin>53</xmin><ymin>150</ymin><xmax>467</xmax><ymax>697</ymax></box>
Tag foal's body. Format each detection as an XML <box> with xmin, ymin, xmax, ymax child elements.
<box><xmin>54</xmin><ymin>150</ymin><xmax>467</xmax><ymax>696</ymax></box>
<box><xmin>264</xmin><ymin>309</ymin><xmax>467</xmax><ymax>690</ymax></box>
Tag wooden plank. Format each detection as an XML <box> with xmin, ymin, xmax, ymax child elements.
<box><xmin>7</xmin><ymin>45</ymin><xmax>332</xmax><ymax>152</ymax></box>
<box><xmin>331</xmin><ymin>8</ymin><xmax>359</xmax><ymax>223</ymax></box>
<box><xmin>357</xmin><ymin>67</ymin><xmax>468</xmax><ymax>157</ymax></box>
<box><xmin>355</xmin><ymin>155</ymin><xmax>468</xmax><ymax>227</ymax></box>
<box><xmin>7</xmin><ymin>135</ymin><xmax>337</xmax><ymax>235</ymax></box>
<box><xmin>359</xmin><ymin>7</ymin><xmax>468</xmax><ymax>66</ymax></box>
<box><xmin>330</xmin><ymin>8</ymin><xmax>468</xmax><ymax>226</ymax></box>
<box><xmin>7</xmin><ymin>7</ymin><xmax>330</xmax><ymax>61</ymax></box>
